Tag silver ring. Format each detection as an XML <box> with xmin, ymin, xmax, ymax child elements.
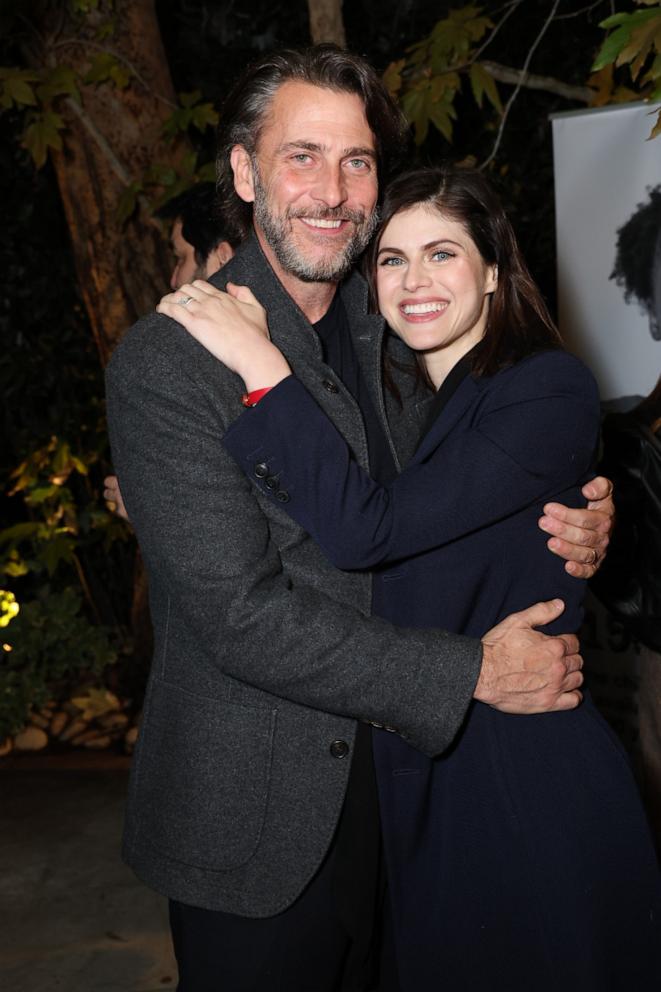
<box><xmin>177</xmin><ymin>295</ymin><xmax>194</xmax><ymax>306</ymax></box>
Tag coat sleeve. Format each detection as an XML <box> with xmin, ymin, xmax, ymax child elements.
<box><xmin>223</xmin><ymin>351</ymin><xmax>600</xmax><ymax>570</ymax></box>
<box><xmin>105</xmin><ymin>321</ymin><xmax>482</xmax><ymax>758</ymax></box>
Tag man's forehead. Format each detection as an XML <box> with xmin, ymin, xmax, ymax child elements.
<box><xmin>259</xmin><ymin>80</ymin><xmax>375</xmax><ymax>149</ymax></box>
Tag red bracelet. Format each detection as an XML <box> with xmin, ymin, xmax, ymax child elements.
<box><xmin>241</xmin><ymin>387</ymin><xmax>273</xmax><ymax>408</ymax></box>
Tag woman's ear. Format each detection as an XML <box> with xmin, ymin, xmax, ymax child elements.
<box><xmin>486</xmin><ymin>263</ymin><xmax>498</xmax><ymax>295</ymax></box>
<box><xmin>230</xmin><ymin>145</ymin><xmax>255</xmax><ymax>204</ymax></box>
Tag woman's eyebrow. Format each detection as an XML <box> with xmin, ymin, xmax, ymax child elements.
<box><xmin>377</xmin><ymin>239</ymin><xmax>463</xmax><ymax>256</ymax></box>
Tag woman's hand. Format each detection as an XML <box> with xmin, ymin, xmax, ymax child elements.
<box><xmin>157</xmin><ymin>280</ymin><xmax>291</xmax><ymax>390</ymax></box>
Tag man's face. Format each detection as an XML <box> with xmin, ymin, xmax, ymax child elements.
<box><xmin>234</xmin><ymin>81</ymin><xmax>379</xmax><ymax>283</ymax></box>
<box><xmin>169</xmin><ymin>219</ymin><xmax>202</xmax><ymax>290</ymax></box>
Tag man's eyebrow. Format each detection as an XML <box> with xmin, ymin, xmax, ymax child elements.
<box><xmin>277</xmin><ymin>141</ymin><xmax>376</xmax><ymax>160</ymax></box>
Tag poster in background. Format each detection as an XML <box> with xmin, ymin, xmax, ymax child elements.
<box><xmin>552</xmin><ymin>102</ymin><xmax>661</xmax><ymax>756</ymax></box>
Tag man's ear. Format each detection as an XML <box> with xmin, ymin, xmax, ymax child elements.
<box><xmin>231</xmin><ymin>145</ymin><xmax>255</xmax><ymax>204</ymax></box>
<box><xmin>204</xmin><ymin>241</ymin><xmax>235</xmax><ymax>278</ymax></box>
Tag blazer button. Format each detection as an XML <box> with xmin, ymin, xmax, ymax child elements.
<box><xmin>276</xmin><ymin>490</ymin><xmax>290</xmax><ymax>503</ymax></box>
<box><xmin>254</xmin><ymin>462</ymin><xmax>269</xmax><ymax>478</ymax></box>
<box><xmin>264</xmin><ymin>476</ymin><xmax>279</xmax><ymax>491</ymax></box>
<box><xmin>321</xmin><ymin>379</ymin><xmax>339</xmax><ymax>394</ymax></box>
<box><xmin>330</xmin><ymin>739</ymin><xmax>349</xmax><ymax>759</ymax></box>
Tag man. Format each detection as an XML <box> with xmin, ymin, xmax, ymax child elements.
<box><xmin>105</xmin><ymin>183</ymin><xmax>239</xmax><ymax>517</ymax></box>
<box><xmin>106</xmin><ymin>46</ymin><xmax>612</xmax><ymax>992</ymax></box>
<box><xmin>160</xmin><ymin>181</ymin><xmax>239</xmax><ymax>290</ymax></box>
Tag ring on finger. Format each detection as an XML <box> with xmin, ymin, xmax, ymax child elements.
<box><xmin>177</xmin><ymin>295</ymin><xmax>194</xmax><ymax>306</ymax></box>
<box><xmin>586</xmin><ymin>548</ymin><xmax>598</xmax><ymax>566</ymax></box>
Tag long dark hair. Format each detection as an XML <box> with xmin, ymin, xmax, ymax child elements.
<box><xmin>216</xmin><ymin>45</ymin><xmax>410</xmax><ymax>240</ymax></box>
<box><xmin>365</xmin><ymin>165</ymin><xmax>562</xmax><ymax>382</ymax></box>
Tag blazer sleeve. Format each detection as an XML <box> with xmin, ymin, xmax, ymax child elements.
<box><xmin>106</xmin><ymin>321</ymin><xmax>482</xmax><ymax>758</ymax></box>
<box><xmin>222</xmin><ymin>350</ymin><xmax>600</xmax><ymax>570</ymax></box>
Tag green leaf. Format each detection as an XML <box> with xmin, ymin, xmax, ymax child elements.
<box><xmin>191</xmin><ymin>102</ymin><xmax>219</xmax><ymax>130</ymax></box>
<box><xmin>179</xmin><ymin>90</ymin><xmax>201</xmax><ymax>108</ymax></box>
<box><xmin>37</xmin><ymin>65</ymin><xmax>80</xmax><ymax>105</ymax></box>
<box><xmin>41</xmin><ymin>534</ymin><xmax>74</xmax><ymax>576</ymax></box>
<box><xmin>592</xmin><ymin>24</ymin><xmax>633</xmax><ymax>71</ymax></box>
<box><xmin>109</xmin><ymin>63</ymin><xmax>131</xmax><ymax>89</ymax></box>
<box><xmin>648</xmin><ymin>107</ymin><xmax>661</xmax><ymax>139</ymax></box>
<box><xmin>6</xmin><ymin>76</ymin><xmax>37</xmax><ymax>106</ymax></box>
<box><xmin>22</xmin><ymin>111</ymin><xmax>65</xmax><ymax>168</ymax></box>
<box><xmin>196</xmin><ymin>160</ymin><xmax>216</xmax><ymax>182</ymax></box>
<box><xmin>383</xmin><ymin>58</ymin><xmax>406</xmax><ymax>96</ymax></box>
<box><xmin>0</xmin><ymin>523</ymin><xmax>41</xmax><ymax>546</ymax></box>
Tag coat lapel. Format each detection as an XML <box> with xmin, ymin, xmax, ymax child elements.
<box><xmin>411</xmin><ymin>374</ymin><xmax>482</xmax><ymax>466</ymax></box>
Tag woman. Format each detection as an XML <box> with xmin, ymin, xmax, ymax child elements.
<box><xmin>157</xmin><ymin>167</ymin><xmax>661</xmax><ymax>990</ymax></box>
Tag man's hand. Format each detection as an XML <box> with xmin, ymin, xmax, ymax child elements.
<box><xmin>538</xmin><ymin>475</ymin><xmax>614</xmax><ymax>579</ymax></box>
<box><xmin>103</xmin><ymin>474</ymin><xmax>130</xmax><ymax>522</ymax></box>
<box><xmin>476</xmin><ymin>599</ymin><xmax>583</xmax><ymax>713</ymax></box>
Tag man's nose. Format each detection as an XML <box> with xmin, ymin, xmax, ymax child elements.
<box><xmin>312</xmin><ymin>164</ymin><xmax>347</xmax><ymax>209</ymax></box>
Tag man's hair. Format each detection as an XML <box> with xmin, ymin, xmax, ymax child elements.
<box><xmin>611</xmin><ymin>184</ymin><xmax>661</xmax><ymax>313</ymax></box>
<box><xmin>365</xmin><ymin>165</ymin><xmax>562</xmax><ymax>382</ymax></box>
<box><xmin>156</xmin><ymin>183</ymin><xmax>241</xmax><ymax>266</ymax></box>
<box><xmin>216</xmin><ymin>44</ymin><xmax>410</xmax><ymax>239</ymax></box>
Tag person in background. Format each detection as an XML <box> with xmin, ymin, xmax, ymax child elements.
<box><xmin>593</xmin><ymin>189</ymin><xmax>661</xmax><ymax>850</ymax></box>
<box><xmin>158</xmin><ymin>182</ymin><xmax>240</xmax><ymax>290</ymax></box>
<box><xmin>105</xmin><ymin>183</ymin><xmax>240</xmax><ymax>518</ymax></box>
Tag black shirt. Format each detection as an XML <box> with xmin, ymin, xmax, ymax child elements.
<box><xmin>313</xmin><ymin>291</ymin><xmax>397</xmax><ymax>987</ymax></box>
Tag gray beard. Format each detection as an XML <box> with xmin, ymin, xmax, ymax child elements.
<box><xmin>251</xmin><ymin>161</ymin><xmax>378</xmax><ymax>283</ymax></box>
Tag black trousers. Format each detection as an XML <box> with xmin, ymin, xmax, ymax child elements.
<box><xmin>169</xmin><ymin>842</ymin><xmax>388</xmax><ymax>992</ymax></box>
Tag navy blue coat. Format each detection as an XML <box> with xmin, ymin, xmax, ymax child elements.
<box><xmin>224</xmin><ymin>349</ymin><xmax>661</xmax><ymax>990</ymax></box>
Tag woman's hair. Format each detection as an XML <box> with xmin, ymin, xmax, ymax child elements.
<box><xmin>216</xmin><ymin>45</ymin><xmax>410</xmax><ymax>240</ymax></box>
<box><xmin>365</xmin><ymin>165</ymin><xmax>562</xmax><ymax>381</ymax></box>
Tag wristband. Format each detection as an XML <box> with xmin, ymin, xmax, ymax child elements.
<box><xmin>241</xmin><ymin>387</ymin><xmax>273</xmax><ymax>408</ymax></box>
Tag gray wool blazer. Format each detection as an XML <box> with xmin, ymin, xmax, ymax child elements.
<box><xmin>105</xmin><ymin>233</ymin><xmax>482</xmax><ymax>916</ymax></box>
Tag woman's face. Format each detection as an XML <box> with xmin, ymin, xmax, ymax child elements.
<box><xmin>375</xmin><ymin>204</ymin><xmax>498</xmax><ymax>386</ymax></box>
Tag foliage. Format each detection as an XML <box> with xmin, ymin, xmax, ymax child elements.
<box><xmin>0</xmin><ymin>586</ymin><xmax>117</xmax><ymax>739</ymax></box>
<box><xmin>592</xmin><ymin>0</ymin><xmax>661</xmax><ymax>137</ymax></box>
<box><xmin>383</xmin><ymin>5</ymin><xmax>502</xmax><ymax>145</ymax></box>
<box><xmin>0</xmin><ymin>2</ymin><xmax>218</xmax><ymax>216</ymax></box>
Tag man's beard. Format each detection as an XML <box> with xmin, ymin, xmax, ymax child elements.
<box><xmin>251</xmin><ymin>160</ymin><xmax>378</xmax><ymax>283</ymax></box>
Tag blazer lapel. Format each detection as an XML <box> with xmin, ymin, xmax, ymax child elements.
<box><xmin>411</xmin><ymin>374</ymin><xmax>481</xmax><ymax>466</ymax></box>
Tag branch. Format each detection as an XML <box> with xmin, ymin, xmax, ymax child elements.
<box><xmin>480</xmin><ymin>0</ymin><xmax>562</xmax><ymax>171</ymax></box>
<box><xmin>63</xmin><ymin>95</ymin><xmax>132</xmax><ymax>186</ymax></box>
<box><xmin>51</xmin><ymin>38</ymin><xmax>178</xmax><ymax>110</ymax></box>
<box><xmin>481</xmin><ymin>61</ymin><xmax>593</xmax><ymax>103</ymax></box>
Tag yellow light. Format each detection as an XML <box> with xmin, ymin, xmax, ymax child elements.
<box><xmin>2</xmin><ymin>644</ymin><xmax>11</xmax><ymax>652</ymax></box>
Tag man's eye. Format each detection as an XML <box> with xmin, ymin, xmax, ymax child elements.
<box><xmin>347</xmin><ymin>158</ymin><xmax>369</xmax><ymax>170</ymax></box>
<box><xmin>292</xmin><ymin>153</ymin><xmax>312</xmax><ymax>163</ymax></box>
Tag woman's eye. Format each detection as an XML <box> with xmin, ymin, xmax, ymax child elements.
<box><xmin>379</xmin><ymin>256</ymin><xmax>404</xmax><ymax>267</ymax></box>
<box><xmin>431</xmin><ymin>250</ymin><xmax>452</xmax><ymax>262</ymax></box>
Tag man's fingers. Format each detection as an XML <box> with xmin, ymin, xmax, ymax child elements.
<box><xmin>542</xmin><ymin>503</ymin><xmax>610</xmax><ymax>534</ymax></box>
<box><xmin>497</xmin><ymin>597</ymin><xmax>565</xmax><ymax>631</ymax></box>
<box><xmin>548</xmin><ymin>689</ymin><xmax>583</xmax><ymax>712</ymax></box>
<box><xmin>582</xmin><ymin>475</ymin><xmax>613</xmax><ymax>501</ymax></box>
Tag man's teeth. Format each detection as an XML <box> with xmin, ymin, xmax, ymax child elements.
<box><xmin>303</xmin><ymin>218</ymin><xmax>343</xmax><ymax>228</ymax></box>
<box><xmin>402</xmin><ymin>302</ymin><xmax>446</xmax><ymax>314</ymax></box>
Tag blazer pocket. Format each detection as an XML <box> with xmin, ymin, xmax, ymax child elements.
<box><xmin>134</xmin><ymin>677</ymin><xmax>276</xmax><ymax>871</ymax></box>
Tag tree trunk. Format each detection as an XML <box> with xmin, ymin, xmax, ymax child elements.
<box><xmin>306</xmin><ymin>0</ymin><xmax>346</xmax><ymax>47</ymax></box>
<box><xmin>31</xmin><ymin>0</ymin><xmax>184</xmax><ymax>364</ymax></box>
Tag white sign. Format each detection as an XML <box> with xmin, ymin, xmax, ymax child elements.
<box><xmin>551</xmin><ymin>102</ymin><xmax>661</xmax><ymax>403</ymax></box>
